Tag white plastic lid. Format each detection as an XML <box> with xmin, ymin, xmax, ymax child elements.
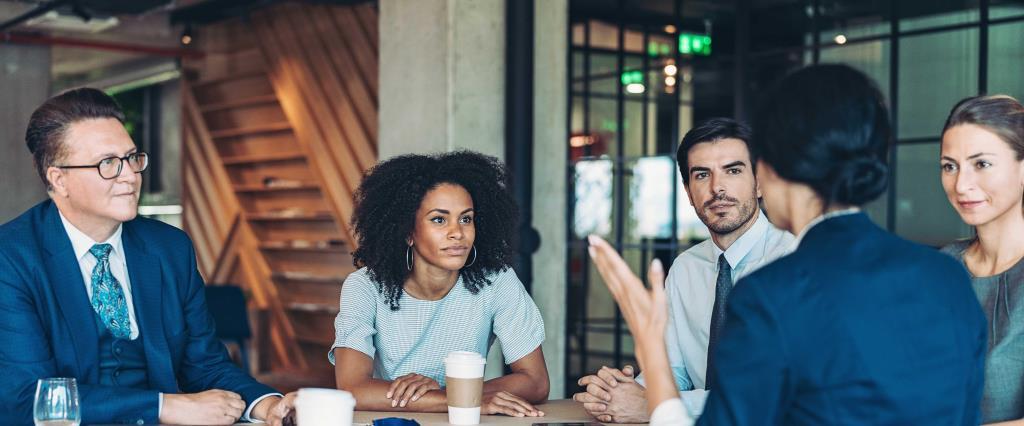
<box><xmin>297</xmin><ymin>387</ymin><xmax>356</xmax><ymax>405</ymax></box>
<box><xmin>444</xmin><ymin>351</ymin><xmax>486</xmax><ymax>365</ymax></box>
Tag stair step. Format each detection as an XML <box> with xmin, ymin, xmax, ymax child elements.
<box><xmin>272</xmin><ymin>271</ymin><xmax>347</xmax><ymax>283</ymax></box>
<box><xmin>260</xmin><ymin>240</ymin><xmax>347</xmax><ymax>252</ymax></box>
<box><xmin>294</xmin><ymin>333</ymin><xmax>333</xmax><ymax>345</ymax></box>
<box><xmin>209</xmin><ymin>122</ymin><xmax>291</xmax><ymax>139</ymax></box>
<box><xmin>286</xmin><ymin>302</ymin><xmax>340</xmax><ymax>315</ymax></box>
<box><xmin>200</xmin><ymin>94</ymin><xmax>279</xmax><ymax>113</ymax></box>
<box><xmin>247</xmin><ymin>211</ymin><xmax>334</xmax><ymax>222</ymax></box>
<box><xmin>192</xmin><ymin>69</ymin><xmax>266</xmax><ymax>88</ymax></box>
<box><xmin>234</xmin><ymin>183</ymin><xmax>321</xmax><ymax>193</ymax></box>
<box><xmin>221</xmin><ymin>152</ymin><xmax>306</xmax><ymax>166</ymax></box>
<box><xmin>254</xmin><ymin>369</ymin><xmax>335</xmax><ymax>394</ymax></box>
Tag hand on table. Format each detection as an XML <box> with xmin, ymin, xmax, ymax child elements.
<box><xmin>573</xmin><ymin>365</ymin><xmax>650</xmax><ymax>423</ymax></box>
<box><xmin>262</xmin><ymin>392</ymin><xmax>298</xmax><ymax>426</ymax></box>
<box><xmin>387</xmin><ymin>373</ymin><xmax>441</xmax><ymax>408</ymax></box>
<box><xmin>160</xmin><ymin>389</ymin><xmax>245</xmax><ymax>425</ymax></box>
<box><xmin>482</xmin><ymin>391</ymin><xmax>545</xmax><ymax>417</ymax></box>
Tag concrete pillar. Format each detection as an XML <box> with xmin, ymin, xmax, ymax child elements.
<box><xmin>379</xmin><ymin>0</ymin><xmax>505</xmax><ymax>160</ymax></box>
<box><xmin>532</xmin><ymin>0</ymin><xmax>568</xmax><ymax>399</ymax></box>
<box><xmin>0</xmin><ymin>44</ymin><xmax>50</xmax><ymax>223</ymax></box>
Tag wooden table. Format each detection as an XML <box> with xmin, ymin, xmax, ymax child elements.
<box><xmin>98</xmin><ymin>399</ymin><xmax>634</xmax><ymax>425</ymax></box>
<box><xmin>354</xmin><ymin>399</ymin><xmax>616</xmax><ymax>426</ymax></box>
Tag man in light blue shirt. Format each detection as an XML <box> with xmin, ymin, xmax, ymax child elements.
<box><xmin>573</xmin><ymin>118</ymin><xmax>793</xmax><ymax>422</ymax></box>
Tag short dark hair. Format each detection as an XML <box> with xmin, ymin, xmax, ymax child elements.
<box><xmin>25</xmin><ymin>87</ymin><xmax>126</xmax><ymax>190</ymax></box>
<box><xmin>676</xmin><ymin>118</ymin><xmax>754</xmax><ymax>185</ymax></box>
<box><xmin>943</xmin><ymin>94</ymin><xmax>1024</xmax><ymax>161</ymax></box>
<box><xmin>350</xmin><ymin>150</ymin><xmax>519</xmax><ymax>310</ymax></box>
<box><xmin>752</xmin><ymin>64</ymin><xmax>891</xmax><ymax>207</ymax></box>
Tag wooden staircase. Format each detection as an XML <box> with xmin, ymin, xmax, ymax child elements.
<box><xmin>180</xmin><ymin>3</ymin><xmax>378</xmax><ymax>390</ymax></box>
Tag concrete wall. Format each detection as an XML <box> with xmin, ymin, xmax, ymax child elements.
<box><xmin>0</xmin><ymin>45</ymin><xmax>51</xmax><ymax>223</ymax></box>
<box><xmin>379</xmin><ymin>0</ymin><xmax>505</xmax><ymax>160</ymax></box>
<box><xmin>532</xmin><ymin>0</ymin><xmax>568</xmax><ymax>399</ymax></box>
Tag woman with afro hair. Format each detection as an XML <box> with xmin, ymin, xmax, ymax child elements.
<box><xmin>329</xmin><ymin>150</ymin><xmax>550</xmax><ymax>416</ymax></box>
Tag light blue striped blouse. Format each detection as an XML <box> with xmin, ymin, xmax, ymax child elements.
<box><xmin>329</xmin><ymin>267</ymin><xmax>545</xmax><ymax>386</ymax></box>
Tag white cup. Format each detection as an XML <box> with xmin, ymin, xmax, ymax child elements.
<box><xmin>444</xmin><ymin>351</ymin><xmax>487</xmax><ymax>425</ymax></box>
<box><xmin>294</xmin><ymin>388</ymin><xmax>356</xmax><ymax>426</ymax></box>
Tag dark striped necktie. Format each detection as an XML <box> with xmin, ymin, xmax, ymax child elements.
<box><xmin>706</xmin><ymin>253</ymin><xmax>733</xmax><ymax>390</ymax></box>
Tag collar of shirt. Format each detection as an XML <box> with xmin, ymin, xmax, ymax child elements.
<box><xmin>57</xmin><ymin>210</ymin><xmax>125</xmax><ymax>263</ymax></box>
<box><xmin>791</xmin><ymin>207</ymin><xmax>861</xmax><ymax>249</ymax></box>
<box><xmin>710</xmin><ymin>209</ymin><xmax>771</xmax><ymax>269</ymax></box>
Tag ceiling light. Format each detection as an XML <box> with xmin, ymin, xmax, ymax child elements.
<box><xmin>181</xmin><ymin>24</ymin><xmax>194</xmax><ymax>46</ymax></box>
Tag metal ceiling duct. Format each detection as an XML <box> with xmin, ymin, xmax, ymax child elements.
<box><xmin>0</xmin><ymin>0</ymin><xmax>172</xmax><ymax>33</ymax></box>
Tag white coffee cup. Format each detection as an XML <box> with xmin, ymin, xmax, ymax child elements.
<box><xmin>294</xmin><ymin>388</ymin><xmax>356</xmax><ymax>426</ymax></box>
<box><xmin>444</xmin><ymin>351</ymin><xmax>487</xmax><ymax>425</ymax></box>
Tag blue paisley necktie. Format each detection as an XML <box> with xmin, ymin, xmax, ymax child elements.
<box><xmin>89</xmin><ymin>244</ymin><xmax>132</xmax><ymax>339</ymax></box>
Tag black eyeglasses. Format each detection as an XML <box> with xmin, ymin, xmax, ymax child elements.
<box><xmin>57</xmin><ymin>152</ymin><xmax>149</xmax><ymax>180</ymax></box>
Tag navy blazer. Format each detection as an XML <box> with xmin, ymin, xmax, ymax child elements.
<box><xmin>0</xmin><ymin>201</ymin><xmax>276</xmax><ymax>425</ymax></box>
<box><xmin>698</xmin><ymin>213</ymin><xmax>986</xmax><ymax>425</ymax></box>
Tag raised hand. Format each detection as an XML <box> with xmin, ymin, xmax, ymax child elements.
<box><xmin>587</xmin><ymin>235</ymin><xmax>668</xmax><ymax>363</ymax></box>
<box><xmin>587</xmin><ymin>235</ymin><xmax>681</xmax><ymax>419</ymax></box>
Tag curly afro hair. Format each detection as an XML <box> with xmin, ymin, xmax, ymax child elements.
<box><xmin>350</xmin><ymin>150</ymin><xmax>520</xmax><ymax>310</ymax></box>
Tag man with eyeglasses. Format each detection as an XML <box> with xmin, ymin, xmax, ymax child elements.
<box><xmin>0</xmin><ymin>88</ymin><xmax>293</xmax><ymax>425</ymax></box>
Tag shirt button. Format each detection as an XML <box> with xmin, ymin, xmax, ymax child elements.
<box><xmin>115</xmin><ymin>347</ymin><xmax>123</xmax><ymax>354</ymax></box>
<box><xmin>136</xmin><ymin>419</ymin><xmax>144</xmax><ymax>425</ymax></box>
<box><xmin>114</xmin><ymin>371</ymin><xmax>121</xmax><ymax>377</ymax></box>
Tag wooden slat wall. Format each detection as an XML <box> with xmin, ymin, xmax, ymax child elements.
<box><xmin>181</xmin><ymin>3</ymin><xmax>378</xmax><ymax>382</ymax></box>
<box><xmin>252</xmin><ymin>3</ymin><xmax>379</xmax><ymax>245</ymax></box>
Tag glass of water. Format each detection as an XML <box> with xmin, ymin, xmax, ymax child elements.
<box><xmin>33</xmin><ymin>377</ymin><xmax>80</xmax><ymax>426</ymax></box>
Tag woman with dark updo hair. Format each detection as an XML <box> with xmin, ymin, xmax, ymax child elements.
<box><xmin>584</xmin><ymin>64</ymin><xmax>987</xmax><ymax>425</ymax></box>
<box><xmin>939</xmin><ymin>95</ymin><xmax>1024</xmax><ymax>424</ymax></box>
<box><xmin>329</xmin><ymin>150</ymin><xmax>549</xmax><ymax>416</ymax></box>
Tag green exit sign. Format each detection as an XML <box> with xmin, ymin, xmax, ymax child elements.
<box><xmin>620</xmin><ymin>70</ymin><xmax>644</xmax><ymax>85</ymax></box>
<box><xmin>679</xmin><ymin>33</ymin><xmax>712</xmax><ymax>56</ymax></box>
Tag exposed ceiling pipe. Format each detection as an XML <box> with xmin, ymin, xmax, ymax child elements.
<box><xmin>0</xmin><ymin>0</ymin><xmax>73</xmax><ymax>33</ymax></box>
<box><xmin>2</xmin><ymin>31</ymin><xmax>204</xmax><ymax>58</ymax></box>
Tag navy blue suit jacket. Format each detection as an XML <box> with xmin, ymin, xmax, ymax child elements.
<box><xmin>0</xmin><ymin>201</ymin><xmax>277</xmax><ymax>425</ymax></box>
<box><xmin>698</xmin><ymin>213</ymin><xmax>986</xmax><ymax>425</ymax></box>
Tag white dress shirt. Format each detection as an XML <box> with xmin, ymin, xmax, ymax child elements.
<box><xmin>58</xmin><ymin>212</ymin><xmax>140</xmax><ymax>339</ymax></box>
<box><xmin>58</xmin><ymin>211</ymin><xmax>277</xmax><ymax>421</ymax></box>
<box><xmin>639</xmin><ymin>210</ymin><xmax>794</xmax><ymax>416</ymax></box>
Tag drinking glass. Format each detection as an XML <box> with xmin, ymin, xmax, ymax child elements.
<box><xmin>33</xmin><ymin>377</ymin><xmax>80</xmax><ymax>426</ymax></box>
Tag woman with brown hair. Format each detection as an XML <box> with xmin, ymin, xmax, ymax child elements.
<box><xmin>940</xmin><ymin>94</ymin><xmax>1024</xmax><ymax>424</ymax></box>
